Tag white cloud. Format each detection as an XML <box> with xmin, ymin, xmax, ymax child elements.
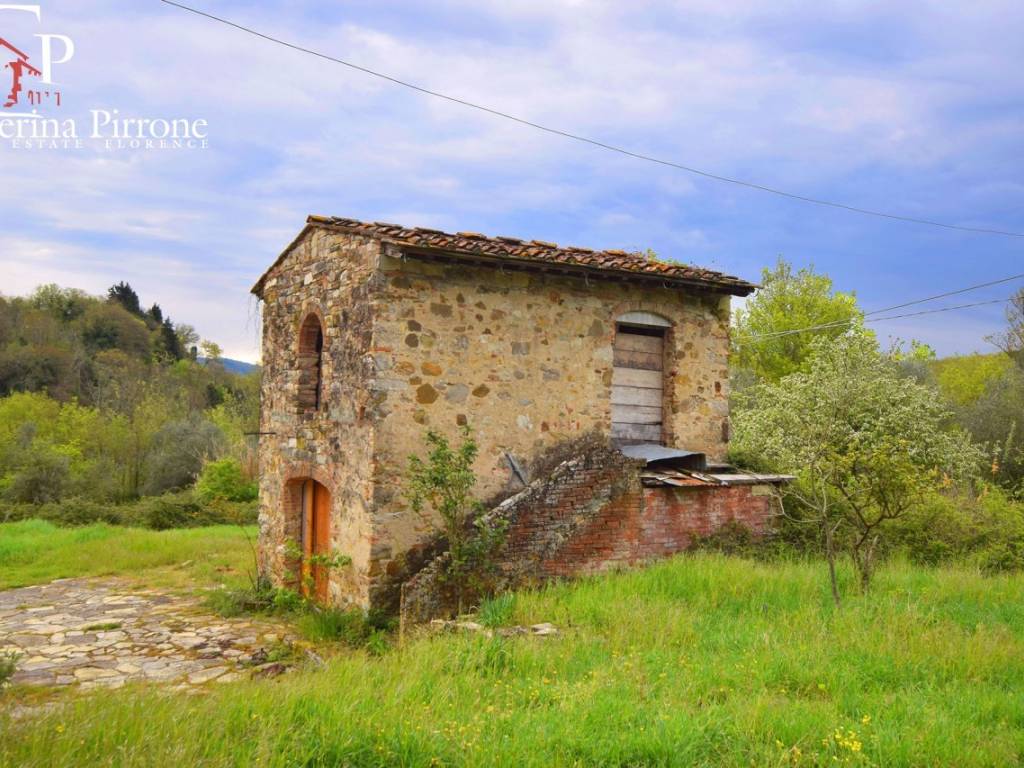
<box><xmin>1</xmin><ymin>0</ymin><xmax>1020</xmax><ymax>358</ymax></box>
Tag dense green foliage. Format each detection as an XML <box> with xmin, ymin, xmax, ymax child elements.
<box><xmin>196</xmin><ymin>458</ymin><xmax>259</xmax><ymax>502</ymax></box>
<box><xmin>932</xmin><ymin>353</ymin><xmax>1014</xmax><ymax>406</ymax></box>
<box><xmin>733</xmin><ymin>331</ymin><xmax>981</xmax><ymax>593</ymax></box>
<box><xmin>730</xmin><ymin>260</ymin><xmax>1024</xmax><ymax>598</ymax></box>
<box><xmin>731</xmin><ymin>258</ymin><xmax>863</xmax><ymax>383</ymax></box>
<box><xmin>3</xmin><ymin>553</ymin><xmax>1023</xmax><ymax>767</ymax></box>
<box><xmin>0</xmin><ymin>284</ymin><xmax>259</xmax><ymax>505</ymax></box>
<box><xmin>0</xmin><ymin>490</ymin><xmax>256</xmax><ymax>529</ymax></box>
<box><xmin>929</xmin><ymin>356</ymin><xmax>1024</xmax><ymax>490</ymax></box>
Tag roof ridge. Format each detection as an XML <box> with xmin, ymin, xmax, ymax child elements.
<box><xmin>251</xmin><ymin>215</ymin><xmax>757</xmax><ymax>296</ymax></box>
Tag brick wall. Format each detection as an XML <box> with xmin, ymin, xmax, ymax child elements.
<box><xmin>400</xmin><ymin>442</ymin><xmax>780</xmax><ymax>625</ymax></box>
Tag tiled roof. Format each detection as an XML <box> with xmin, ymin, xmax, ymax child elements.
<box><xmin>253</xmin><ymin>215</ymin><xmax>757</xmax><ymax>296</ymax></box>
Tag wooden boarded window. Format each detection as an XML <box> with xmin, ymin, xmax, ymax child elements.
<box><xmin>611</xmin><ymin>323</ymin><xmax>666</xmax><ymax>445</ymax></box>
<box><xmin>297</xmin><ymin>314</ymin><xmax>324</xmax><ymax>413</ymax></box>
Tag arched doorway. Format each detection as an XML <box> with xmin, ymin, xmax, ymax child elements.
<box><xmin>290</xmin><ymin>478</ymin><xmax>332</xmax><ymax>603</ymax></box>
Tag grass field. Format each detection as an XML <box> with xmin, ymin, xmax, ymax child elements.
<box><xmin>0</xmin><ymin>519</ymin><xmax>257</xmax><ymax>591</ymax></box>
<box><xmin>2</xmin><ymin>542</ymin><xmax>1023</xmax><ymax>767</ymax></box>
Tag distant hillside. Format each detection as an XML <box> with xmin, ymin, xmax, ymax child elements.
<box><xmin>198</xmin><ymin>357</ymin><xmax>258</xmax><ymax>375</ymax></box>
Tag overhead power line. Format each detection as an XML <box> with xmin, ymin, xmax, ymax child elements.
<box><xmin>158</xmin><ymin>0</ymin><xmax>1024</xmax><ymax>239</ymax></box>
<box><xmin>739</xmin><ymin>270</ymin><xmax>1024</xmax><ymax>343</ymax></box>
<box><xmin>862</xmin><ymin>271</ymin><xmax>1024</xmax><ymax>317</ymax></box>
<box><xmin>738</xmin><ymin>297</ymin><xmax>1011</xmax><ymax>344</ymax></box>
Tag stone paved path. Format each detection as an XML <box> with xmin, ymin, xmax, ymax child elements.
<box><xmin>0</xmin><ymin>579</ymin><xmax>295</xmax><ymax>690</ymax></box>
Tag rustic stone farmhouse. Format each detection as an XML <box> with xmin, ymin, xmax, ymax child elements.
<box><xmin>251</xmin><ymin>215</ymin><xmax>787</xmax><ymax>615</ymax></box>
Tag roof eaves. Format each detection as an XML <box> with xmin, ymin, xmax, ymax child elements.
<box><xmin>395</xmin><ymin>243</ymin><xmax>757</xmax><ymax>296</ymax></box>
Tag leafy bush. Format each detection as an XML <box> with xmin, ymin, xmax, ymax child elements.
<box><xmin>141</xmin><ymin>418</ymin><xmax>225</xmax><ymax>496</ymax></box>
<box><xmin>887</xmin><ymin>486</ymin><xmax>1024</xmax><ymax>572</ymax></box>
<box><xmin>43</xmin><ymin>497</ymin><xmax>124</xmax><ymax>526</ymax></box>
<box><xmin>732</xmin><ymin>331</ymin><xmax>981</xmax><ymax>596</ymax></box>
<box><xmin>406</xmin><ymin>426</ymin><xmax>507</xmax><ymax>608</ymax></box>
<box><xmin>0</xmin><ymin>651</ymin><xmax>19</xmax><ymax>689</ymax></box>
<box><xmin>3</xmin><ymin>446</ymin><xmax>70</xmax><ymax>503</ymax></box>
<box><xmin>195</xmin><ymin>458</ymin><xmax>257</xmax><ymax>502</ymax></box>
<box><xmin>0</xmin><ymin>490</ymin><xmax>256</xmax><ymax>529</ymax></box>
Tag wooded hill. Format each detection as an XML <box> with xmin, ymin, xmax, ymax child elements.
<box><xmin>0</xmin><ymin>283</ymin><xmax>258</xmax><ymax>507</ymax></box>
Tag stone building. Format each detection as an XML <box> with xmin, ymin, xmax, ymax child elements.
<box><xmin>252</xmin><ymin>215</ymin><xmax>780</xmax><ymax>613</ymax></box>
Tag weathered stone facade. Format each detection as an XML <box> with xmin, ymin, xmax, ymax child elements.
<box><xmin>253</xmin><ymin>216</ymin><xmax>757</xmax><ymax>610</ymax></box>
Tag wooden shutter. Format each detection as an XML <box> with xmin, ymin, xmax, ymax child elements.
<box><xmin>611</xmin><ymin>326</ymin><xmax>664</xmax><ymax>445</ymax></box>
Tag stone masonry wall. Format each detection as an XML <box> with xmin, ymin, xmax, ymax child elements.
<box><xmin>399</xmin><ymin>443</ymin><xmax>780</xmax><ymax>625</ymax></box>
<box><xmin>256</xmin><ymin>227</ymin><xmax>384</xmax><ymax>607</ymax></box>
<box><xmin>257</xmin><ymin>227</ymin><xmax>737</xmax><ymax>609</ymax></box>
<box><xmin>367</xmin><ymin>247</ymin><xmax>733</xmax><ymax>599</ymax></box>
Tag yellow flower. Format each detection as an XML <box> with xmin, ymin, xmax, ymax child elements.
<box><xmin>55</xmin><ymin>724</ymin><xmax>65</xmax><ymax>734</ymax></box>
<box><xmin>861</xmin><ymin>715</ymin><xmax>871</xmax><ymax>725</ymax></box>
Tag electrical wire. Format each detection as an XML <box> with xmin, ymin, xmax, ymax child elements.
<box><xmin>157</xmin><ymin>0</ymin><xmax>1024</xmax><ymax>239</ymax></box>
<box><xmin>737</xmin><ymin>297</ymin><xmax>1010</xmax><ymax>344</ymax></box>
<box><xmin>738</xmin><ymin>270</ymin><xmax>1024</xmax><ymax>343</ymax></box>
<box><xmin>862</xmin><ymin>271</ymin><xmax>1024</xmax><ymax>317</ymax></box>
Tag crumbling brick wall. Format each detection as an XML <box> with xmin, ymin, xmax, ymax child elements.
<box><xmin>400</xmin><ymin>442</ymin><xmax>780</xmax><ymax>626</ymax></box>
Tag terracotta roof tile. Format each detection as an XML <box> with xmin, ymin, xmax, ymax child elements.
<box><xmin>253</xmin><ymin>215</ymin><xmax>757</xmax><ymax>296</ymax></box>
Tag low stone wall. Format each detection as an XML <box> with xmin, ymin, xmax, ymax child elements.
<box><xmin>399</xmin><ymin>445</ymin><xmax>780</xmax><ymax>627</ymax></box>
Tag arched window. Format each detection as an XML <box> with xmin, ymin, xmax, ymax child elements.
<box><xmin>611</xmin><ymin>312</ymin><xmax>670</xmax><ymax>446</ymax></box>
<box><xmin>297</xmin><ymin>314</ymin><xmax>324</xmax><ymax>413</ymax></box>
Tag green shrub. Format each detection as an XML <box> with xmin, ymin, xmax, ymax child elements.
<box><xmin>887</xmin><ymin>486</ymin><xmax>1024</xmax><ymax>569</ymax></box>
<box><xmin>4</xmin><ymin>447</ymin><xmax>70</xmax><ymax>503</ymax></box>
<box><xmin>0</xmin><ymin>497</ymin><xmax>124</xmax><ymax>526</ymax></box>
<box><xmin>0</xmin><ymin>491</ymin><xmax>257</xmax><ymax>530</ymax></box>
<box><xmin>976</xmin><ymin>538</ymin><xmax>1024</xmax><ymax>574</ymax></box>
<box><xmin>364</xmin><ymin>628</ymin><xmax>391</xmax><ymax>657</ymax></box>
<box><xmin>0</xmin><ymin>651</ymin><xmax>20</xmax><ymax>688</ymax></box>
<box><xmin>271</xmin><ymin>587</ymin><xmax>304</xmax><ymax>613</ymax></box>
<box><xmin>195</xmin><ymin>458</ymin><xmax>258</xmax><ymax>502</ymax></box>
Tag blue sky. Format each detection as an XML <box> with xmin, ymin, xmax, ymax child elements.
<box><xmin>1</xmin><ymin>0</ymin><xmax>1021</xmax><ymax>361</ymax></box>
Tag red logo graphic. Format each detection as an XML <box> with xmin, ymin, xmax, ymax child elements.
<box><xmin>1</xmin><ymin>36</ymin><xmax>42</xmax><ymax>108</ymax></box>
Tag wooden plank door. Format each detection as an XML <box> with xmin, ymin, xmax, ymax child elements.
<box><xmin>611</xmin><ymin>326</ymin><xmax>665</xmax><ymax>445</ymax></box>
<box><xmin>312</xmin><ymin>483</ymin><xmax>331</xmax><ymax>603</ymax></box>
<box><xmin>300</xmin><ymin>480</ymin><xmax>331</xmax><ymax>603</ymax></box>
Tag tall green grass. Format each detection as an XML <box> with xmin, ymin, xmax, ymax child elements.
<box><xmin>3</xmin><ymin>554</ymin><xmax>1022</xmax><ymax>766</ymax></box>
<box><xmin>0</xmin><ymin>519</ymin><xmax>256</xmax><ymax>590</ymax></box>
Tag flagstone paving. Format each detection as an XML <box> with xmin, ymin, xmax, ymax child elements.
<box><xmin>0</xmin><ymin>579</ymin><xmax>295</xmax><ymax>691</ymax></box>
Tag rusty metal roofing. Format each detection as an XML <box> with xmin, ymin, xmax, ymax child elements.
<box><xmin>640</xmin><ymin>466</ymin><xmax>794</xmax><ymax>488</ymax></box>
<box><xmin>252</xmin><ymin>215</ymin><xmax>757</xmax><ymax>296</ymax></box>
